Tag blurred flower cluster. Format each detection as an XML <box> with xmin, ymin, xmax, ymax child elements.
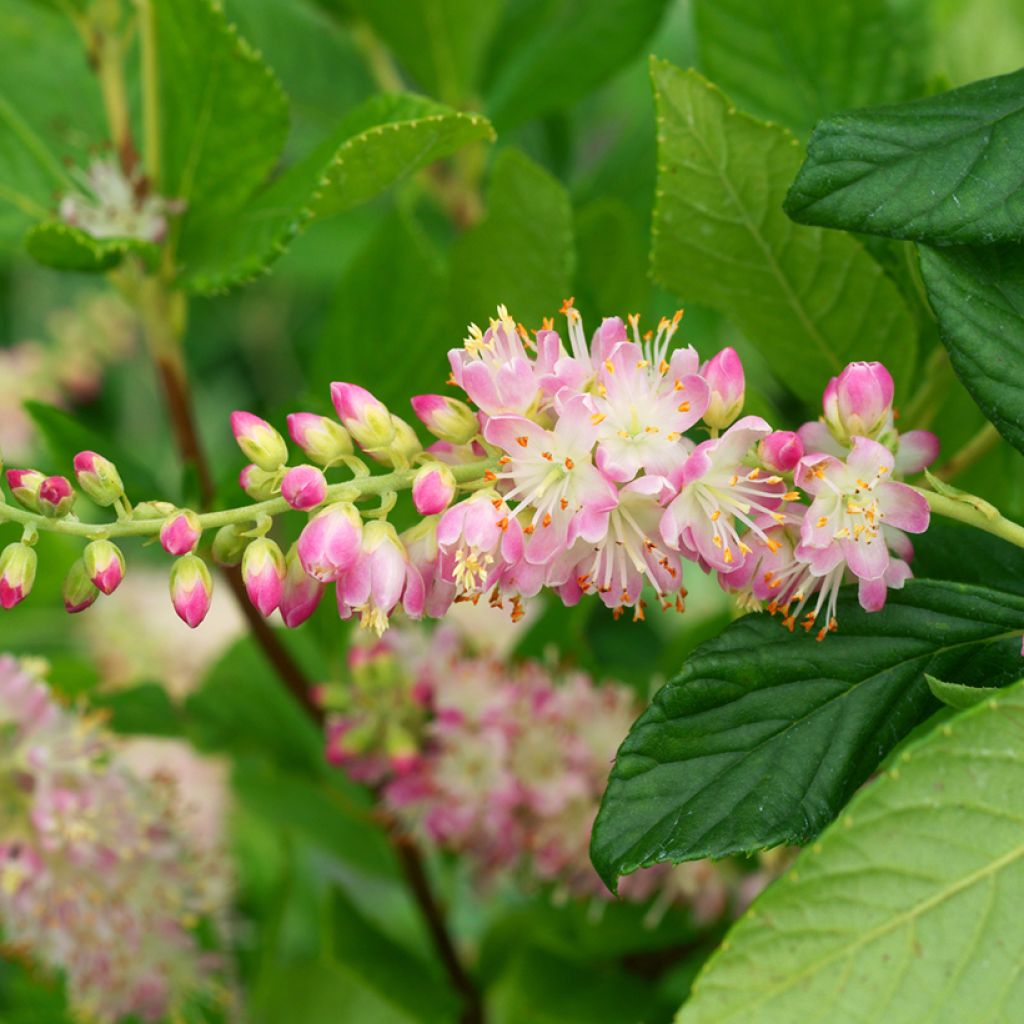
<box><xmin>0</xmin><ymin>656</ymin><xmax>227</xmax><ymax>1022</ymax></box>
<box><xmin>321</xmin><ymin>626</ymin><xmax>766</xmax><ymax>920</ymax></box>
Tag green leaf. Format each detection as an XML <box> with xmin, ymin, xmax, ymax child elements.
<box><xmin>450</xmin><ymin>147</ymin><xmax>574</xmax><ymax>329</ymax></box>
<box><xmin>695</xmin><ymin>0</ymin><xmax>928</xmax><ymax>139</ymax></box>
<box><xmin>918</xmin><ymin>243</ymin><xmax>1024</xmax><ymax>455</ymax></box>
<box><xmin>178</xmin><ymin>93</ymin><xmax>493</xmax><ymax>293</ymax></box>
<box><xmin>912</xmin><ymin>521</ymin><xmax>1024</xmax><ymax>598</ymax></box>
<box><xmin>24</xmin><ymin>220</ymin><xmax>158</xmax><ymax>272</ymax></box>
<box><xmin>574</xmin><ymin>198</ymin><xmax>650</xmax><ymax>316</ymax></box>
<box><xmin>483</xmin><ymin>0</ymin><xmax>671</xmax><ymax>130</ymax></box>
<box><xmin>153</xmin><ymin>0</ymin><xmax>289</xmax><ymax>218</ymax></box>
<box><xmin>676</xmin><ymin>678</ymin><xmax>1024</xmax><ymax>1024</ymax></box>
<box><xmin>785</xmin><ymin>68</ymin><xmax>1024</xmax><ymax>245</ymax></box>
<box><xmin>591</xmin><ymin>580</ymin><xmax>1024</xmax><ymax>889</ymax></box>
<box><xmin>347</xmin><ymin>0</ymin><xmax>502</xmax><ymax>105</ymax></box>
<box><xmin>91</xmin><ymin>682</ymin><xmax>185</xmax><ymax>737</ymax></box>
<box><xmin>649</xmin><ymin>62</ymin><xmax>917</xmax><ymax>403</ymax></box>
<box><xmin>925</xmin><ymin>673</ymin><xmax>1003</xmax><ymax>709</ymax></box>
<box><xmin>313</xmin><ymin>211</ymin><xmax>446</xmax><ymax>411</ymax></box>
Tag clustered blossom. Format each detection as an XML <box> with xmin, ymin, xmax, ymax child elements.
<box><xmin>321</xmin><ymin>627</ymin><xmax>747</xmax><ymax>916</ymax></box>
<box><xmin>0</xmin><ymin>656</ymin><xmax>223</xmax><ymax>1022</ymax></box>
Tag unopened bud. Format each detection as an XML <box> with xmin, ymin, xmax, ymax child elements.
<box><xmin>281</xmin><ymin>464</ymin><xmax>328</xmax><ymax>511</ymax></box>
<box><xmin>231</xmin><ymin>411</ymin><xmax>289</xmax><ymax>471</ymax></box>
<box><xmin>63</xmin><ymin>558</ymin><xmax>99</xmax><ymax>614</ymax></box>
<box><xmin>6</xmin><ymin>469</ymin><xmax>45</xmax><ymax>512</ymax></box>
<box><xmin>169</xmin><ymin>554</ymin><xmax>213</xmax><ymax>628</ymax></box>
<box><xmin>410</xmin><ymin>394</ymin><xmax>479</xmax><ymax>445</ymax></box>
<box><xmin>133</xmin><ymin>500</ymin><xmax>177</xmax><ymax>521</ymax></box>
<box><xmin>412</xmin><ymin>463</ymin><xmax>456</xmax><ymax>516</ymax></box>
<box><xmin>239</xmin><ymin>464</ymin><xmax>280</xmax><ymax>500</ymax></box>
<box><xmin>286</xmin><ymin>412</ymin><xmax>353</xmax><ymax>466</ymax></box>
<box><xmin>72</xmin><ymin>450</ymin><xmax>124</xmax><ymax>506</ymax></box>
<box><xmin>38</xmin><ymin>475</ymin><xmax>75</xmax><ymax>518</ymax></box>
<box><xmin>297</xmin><ymin>501</ymin><xmax>363</xmax><ymax>583</ymax></box>
<box><xmin>759</xmin><ymin>431</ymin><xmax>804</xmax><ymax>473</ymax></box>
<box><xmin>330</xmin><ymin>383</ymin><xmax>396</xmax><ymax>452</ymax></box>
<box><xmin>279</xmin><ymin>544</ymin><xmax>324</xmax><ymax>628</ymax></box>
<box><xmin>211</xmin><ymin>523</ymin><xmax>248</xmax><ymax>566</ymax></box>
<box><xmin>701</xmin><ymin>347</ymin><xmax>745</xmax><ymax>430</ymax></box>
<box><xmin>160</xmin><ymin>509</ymin><xmax>201</xmax><ymax>556</ymax></box>
<box><xmin>823</xmin><ymin>361</ymin><xmax>894</xmax><ymax>444</ymax></box>
<box><xmin>0</xmin><ymin>542</ymin><xmax>37</xmax><ymax>609</ymax></box>
<box><xmin>241</xmin><ymin>537</ymin><xmax>286</xmax><ymax>617</ymax></box>
<box><xmin>83</xmin><ymin>539</ymin><xmax>125</xmax><ymax>595</ymax></box>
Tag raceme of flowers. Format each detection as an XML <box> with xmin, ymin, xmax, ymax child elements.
<box><xmin>0</xmin><ymin>303</ymin><xmax>937</xmax><ymax>641</ymax></box>
<box><xmin>320</xmin><ymin>625</ymin><xmax>751</xmax><ymax>917</ymax></box>
<box><xmin>0</xmin><ymin>656</ymin><xmax>224</xmax><ymax>1023</ymax></box>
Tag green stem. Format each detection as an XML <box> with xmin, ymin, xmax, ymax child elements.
<box><xmin>0</xmin><ymin>461</ymin><xmax>497</xmax><ymax>541</ymax></box>
<box><xmin>901</xmin><ymin>346</ymin><xmax>953</xmax><ymax>430</ymax></box>
<box><xmin>137</xmin><ymin>0</ymin><xmax>161</xmax><ymax>186</ymax></box>
<box><xmin>916</xmin><ymin>485</ymin><xmax>1024</xmax><ymax>551</ymax></box>
<box><xmin>934</xmin><ymin>422</ymin><xmax>1002</xmax><ymax>482</ymax></box>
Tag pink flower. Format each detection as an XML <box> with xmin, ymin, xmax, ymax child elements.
<box><xmin>895</xmin><ymin>430</ymin><xmax>940</xmax><ymax>475</ymax></box>
<box><xmin>6</xmin><ymin>468</ymin><xmax>44</xmax><ymax>512</ymax></box>
<box><xmin>0</xmin><ymin>542</ymin><xmax>37</xmax><ymax>609</ymax></box>
<box><xmin>661</xmin><ymin>416</ymin><xmax>784</xmax><ymax>571</ymax></box>
<box><xmin>230</xmin><ymin>411</ymin><xmax>288</xmax><ymax>471</ymax></box>
<box><xmin>297</xmin><ymin>502</ymin><xmax>363</xmax><ymax>583</ymax></box>
<box><xmin>281</xmin><ymin>464</ymin><xmax>327</xmax><ymax>511</ymax></box>
<box><xmin>72</xmin><ymin>450</ymin><xmax>124</xmax><ymax>506</ymax></box>
<box><xmin>241</xmin><ymin>538</ymin><xmax>286</xmax><ymax>617</ymax></box>
<box><xmin>401</xmin><ymin>518</ymin><xmax>455</xmax><ymax>620</ymax></box>
<box><xmin>286</xmin><ymin>412</ymin><xmax>353</xmax><ymax>466</ymax></box>
<box><xmin>823</xmin><ymin>361</ymin><xmax>894</xmax><ymax>444</ymax></box>
<box><xmin>759</xmin><ymin>430</ymin><xmax>804</xmax><ymax>473</ymax></box>
<box><xmin>484</xmin><ymin>394</ymin><xmax>618</xmax><ymax>564</ymax></box>
<box><xmin>83</xmin><ymin>540</ymin><xmax>125</xmax><ymax>596</ymax></box>
<box><xmin>701</xmin><ymin>347</ymin><xmax>745</xmax><ymax>429</ymax></box>
<box><xmin>795</xmin><ymin>436</ymin><xmax>929</xmax><ymax>585</ymax></box>
<box><xmin>436</xmin><ymin>490</ymin><xmax>523</xmax><ymax>599</ymax></box>
<box><xmin>410</xmin><ymin>394</ymin><xmax>480</xmax><ymax>445</ymax></box>
<box><xmin>412</xmin><ymin>463</ymin><xmax>456</xmax><ymax>516</ymax></box>
<box><xmin>160</xmin><ymin>510</ymin><xmax>201</xmax><ymax>556</ymax></box>
<box><xmin>279</xmin><ymin>544</ymin><xmax>325</xmax><ymax>628</ymax></box>
<box><xmin>38</xmin><ymin>475</ymin><xmax>75</xmax><ymax>518</ymax></box>
<box><xmin>169</xmin><ymin>554</ymin><xmax>213</xmax><ymax>628</ymax></box>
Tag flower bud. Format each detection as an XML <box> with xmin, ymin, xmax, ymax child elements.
<box><xmin>758</xmin><ymin>430</ymin><xmax>804</xmax><ymax>473</ymax></box>
<box><xmin>701</xmin><ymin>347</ymin><xmax>745</xmax><ymax>429</ymax></box>
<box><xmin>279</xmin><ymin>544</ymin><xmax>324</xmax><ymax>628</ymax></box>
<box><xmin>239</xmin><ymin>464</ymin><xmax>280</xmax><ymax>500</ymax></box>
<box><xmin>412</xmin><ymin>463</ymin><xmax>456</xmax><ymax>516</ymax></box>
<box><xmin>169</xmin><ymin>554</ymin><xmax>213</xmax><ymax>628</ymax></box>
<box><xmin>281</xmin><ymin>464</ymin><xmax>327</xmax><ymax>511</ymax></box>
<box><xmin>72</xmin><ymin>450</ymin><xmax>124</xmax><ymax>506</ymax></box>
<box><xmin>82</xmin><ymin>539</ymin><xmax>125</xmax><ymax>595</ymax></box>
<box><xmin>38</xmin><ymin>475</ymin><xmax>75</xmax><ymax>518</ymax></box>
<box><xmin>386</xmin><ymin>416</ymin><xmax>423</xmax><ymax>466</ymax></box>
<box><xmin>297</xmin><ymin>502</ymin><xmax>363</xmax><ymax>583</ymax></box>
<box><xmin>330</xmin><ymin>383</ymin><xmax>396</xmax><ymax>452</ymax></box>
<box><xmin>0</xmin><ymin>542</ymin><xmax>37</xmax><ymax>609</ymax></box>
<box><xmin>133</xmin><ymin>500</ymin><xmax>177</xmax><ymax>521</ymax></box>
<box><xmin>211</xmin><ymin>523</ymin><xmax>248</xmax><ymax>566</ymax></box>
<box><xmin>241</xmin><ymin>537</ymin><xmax>286</xmax><ymax>617</ymax></box>
<box><xmin>63</xmin><ymin>558</ymin><xmax>99</xmax><ymax>614</ymax></box>
<box><xmin>286</xmin><ymin>412</ymin><xmax>353</xmax><ymax>466</ymax></box>
<box><xmin>231</xmin><ymin>411</ymin><xmax>289</xmax><ymax>471</ymax></box>
<box><xmin>6</xmin><ymin>469</ymin><xmax>45</xmax><ymax>512</ymax></box>
<box><xmin>410</xmin><ymin>394</ymin><xmax>480</xmax><ymax>446</ymax></box>
<box><xmin>336</xmin><ymin>520</ymin><xmax>414</xmax><ymax>635</ymax></box>
<box><xmin>823</xmin><ymin>361</ymin><xmax>894</xmax><ymax>444</ymax></box>
<box><xmin>160</xmin><ymin>510</ymin><xmax>201</xmax><ymax>556</ymax></box>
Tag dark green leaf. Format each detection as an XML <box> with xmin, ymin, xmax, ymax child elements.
<box><xmin>925</xmin><ymin>673</ymin><xmax>1003</xmax><ymax>709</ymax></box>
<box><xmin>92</xmin><ymin>682</ymin><xmax>185</xmax><ymax>737</ymax></box>
<box><xmin>785</xmin><ymin>68</ymin><xmax>1024</xmax><ymax>244</ymax></box>
<box><xmin>695</xmin><ymin>0</ymin><xmax>928</xmax><ymax>138</ymax></box>
<box><xmin>484</xmin><ymin>0</ymin><xmax>670</xmax><ymax>130</ymax></box>
<box><xmin>649</xmin><ymin>61</ymin><xmax>917</xmax><ymax>402</ymax></box>
<box><xmin>912</xmin><ymin>520</ymin><xmax>1024</xmax><ymax>597</ymax></box>
<box><xmin>450</xmin><ymin>147</ymin><xmax>574</xmax><ymax>329</ymax></box>
<box><xmin>591</xmin><ymin>580</ymin><xmax>1024</xmax><ymax>888</ymax></box>
<box><xmin>24</xmin><ymin>220</ymin><xmax>158</xmax><ymax>272</ymax></box>
<box><xmin>574</xmin><ymin>198</ymin><xmax>650</xmax><ymax>316</ymax></box>
<box><xmin>918</xmin><ymin>243</ymin><xmax>1024</xmax><ymax>453</ymax></box>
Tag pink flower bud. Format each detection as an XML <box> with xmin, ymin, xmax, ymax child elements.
<box><xmin>297</xmin><ymin>502</ymin><xmax>363</xmax><ymax>583</ymax></box>
<box><xmin>0</xmin><ymin>542</ymin><xmax>37</xmax><ymax>609</ymax></box>
<box><xmin>280</xmin><ymin>544</ymin><xmax>325</xmax><ymax>628</ymax></box>
<box><xmin>6</xmin><ymin>469</ymin><xmax>44</xmax><ymax>512</ymax></box>
<box><xmin>239</xmin><ymin>464</ymin><xmax>280</xmax><ymax>500</ymax></box>
<box><xmin>401</xmin><ymin>516</ymin><xmax>454</xmax><ymax>619</ymax></box>
<box><xmin>281</xmin><ymin>465</ymin><xmax>328</xmax><ymax>511</ymax></box>
<box><xmin>82</xmin><ymin>540</ymin><xmax>125</xmax><ymax>595</ymax></box>
<box><xmin>38</xmin><ymin>475</ymin><xmax>75</xmax><ymax>518</ymax></box>
<box><xmin>160</xmin><ymin>510</ymin><xmax>201</xmax><ymax>556</ymax></box>
<box><xmin>701</xmin><ymin>347</ymin><xmax>745</xmax><ymax>429</ymax></box>
<box><xmin>63</xmin><ymin>558</ymin><xmax>99</xmax><ymax>614</ymax></box>
<box><xmin>242</xmin><ymin>537</ymin><xmax>286</xmax><ymax>617</ymax></box>
<box><xmin>286</xmin><ymin>413</ymin><xmax>353</xmax><ymax>466</ymax></box>
<box><xmin>169</xmin><ymin>554</ymin><xmax>213</xmax><ymax>628</ymax></box>
<box><xmin>330</xmin><ymin>383</ymin><xmax>396</xmax><ymax>452</ymax></box>
<box><xmin>823</xmin><ymin>361</ymin><xmax>894</xmax><ymax>443</ymax></box>
<box><xmin>758</xmin><ymin>431</ymin><xmax>804</xmax><ymax>473</ymax></box>
<box><xmin>230</xmin><ymin>411</ymin><xmax>288</xmax><ymax>471</ymax></box>
<box><xmin>412</xmin><ymin>464</ymin><xmax>456</xmax><ymax>516</ymax></box>
<box><xmin>72</xmin><ymin>450</ymin><xmax>124</xmax><ymax>506</ymax></box>
<box><xmin>410</xmin><ymin>395</ymin><xmax>479</xmax><ymax>446</ymax></box>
